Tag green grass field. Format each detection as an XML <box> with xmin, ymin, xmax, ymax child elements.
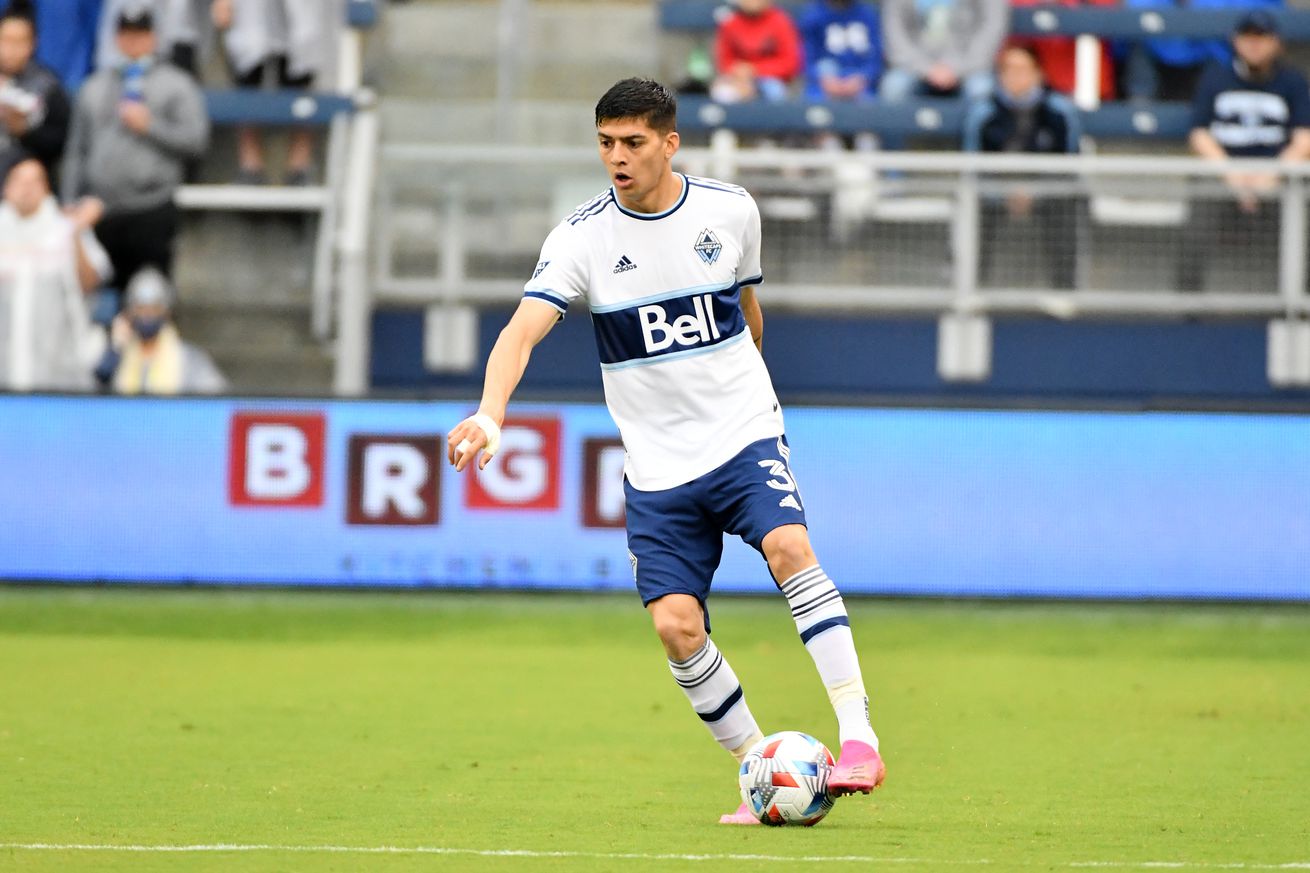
<box><xmin>1</xmin><ymin>587</ymin><xmax>1307</xmax><ymax>873</ymax></box>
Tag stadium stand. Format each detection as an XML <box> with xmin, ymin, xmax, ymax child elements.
<box><xmin>172</xmin><ymin>1</ymin><xmax>374</xmax><ymax>394</ymax></box>
<box><xmin>6</xmin><ymin>0</ymin><xmax>1310</xmax><ymax>397</ymax></box>
<box><xmin>662</xmin><ymin>2</ymin><xmax>1310</xmax><ymax>137</ymax></box>
<box><xmin>366</xmin><ymin>1</ymin><xmax>1310</xmax><ymax>398</ymax></box>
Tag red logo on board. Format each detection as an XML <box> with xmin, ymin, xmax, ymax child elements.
<box><xmin>228</xmin><ymin>412</ymin><xmax>326</xmax><ymax>507</ymax></box>
<box><xmin>581</xmin><ymin>437</ymin><xmax>626</xmax><ymax>529</ymax></box>
<box><xmin>465</xmin><ymin>417</ymin><xmax>562</xmax><ymax>511</ymax></box>
<box><xmin>346</xmin><ymin>435</ymin><xmax>443</xmax><ymax>526</ymax></box>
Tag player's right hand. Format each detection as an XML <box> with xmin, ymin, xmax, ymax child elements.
<box><xmin>446</xmin><ymin>415</ymin><xmax>499</xmax><ymax>473</ymax></box>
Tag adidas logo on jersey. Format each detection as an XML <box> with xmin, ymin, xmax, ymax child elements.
<box><xmin>613</xmin><ymin>255</ymin><xmax>637</xmax><ymax>274</ymax></box>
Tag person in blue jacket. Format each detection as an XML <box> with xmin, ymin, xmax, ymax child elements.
<box><xmin>797</xmin><ymin>0</ymin><xmax>883</xmax><ymax>101</ymax></box>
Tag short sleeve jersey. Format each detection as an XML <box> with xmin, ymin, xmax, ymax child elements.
<box><xmin>1191</xmin><ymin>61</ymin><xmax>1310</xmax><ymax>157</ymax></box>
<box><xmin>523</xmin><ymin>173</ymin><xmax>784</xmax><ymax>491</ymax></box>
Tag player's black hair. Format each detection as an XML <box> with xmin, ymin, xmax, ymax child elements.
<box><xmin>595</xmin><ymin>78</ymin><xmax>678</xmax><ymax>134</ymax></box>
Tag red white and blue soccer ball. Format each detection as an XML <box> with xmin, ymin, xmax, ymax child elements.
<box><xmin>739</xmin><ymin>730</ymin><xmax>837</xmax><ymax>826</ymax></box>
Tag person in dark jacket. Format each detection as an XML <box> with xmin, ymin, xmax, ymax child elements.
<box><xmin>1178</xmin><ymin>10</ymin><xmax>1310</xmax><ymax>292</ymax></box>
<box><xmin>0</xmin><ymin>3</ymin><xmax>70</xmax><ymax>184</ymax></box>
<box><xmin>963</xmin><ymin>43</ymin><xmax>1082</xmax><ymax>290</ymax></box>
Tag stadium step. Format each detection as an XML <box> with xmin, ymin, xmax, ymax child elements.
<box><xmin>173</xmin><ymin>208</ymin><xmax>331</xmax><ymax>393</ymax></box>
<box><xmin>380</xmin><ymin>98</ymin><xmax>597</xmax><ymax>145</ymax></box>
<box><xmin>174</xmin><ymin>300</ymin><xmax>333</xmax><ymax>395</ymax></box>
<box><xmin>377</xmin><ymin>1</ymin><xmax>658</xmax><ymax>102</ymax></box>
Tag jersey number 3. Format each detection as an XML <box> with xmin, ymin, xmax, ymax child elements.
<box><xmin>758</xmin><ymin>459</ymin><xmax>803</xmax><ymax>511</ymax></box>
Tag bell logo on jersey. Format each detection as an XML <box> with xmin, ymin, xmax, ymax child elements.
<box><xmin>639</xmin><ymin>293</ymin><xmax>722</xmax><ymax>353</ymax></box>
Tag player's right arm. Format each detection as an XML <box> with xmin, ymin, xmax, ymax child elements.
<box><xmin>447</xmin><ymin>220</ymin><xmax>589</xmax><ymax>472</ymax></box>
<box><xmin>446</xmin><ymin>299</ymin><xmax>560</xmax><ymax>472</ymax></box>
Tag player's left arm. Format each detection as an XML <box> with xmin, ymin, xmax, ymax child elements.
<box><xmin>740</xmin><ymin>285</ymin><xmax>763</xmax><ymax>354</ymax></box>
<box><xmin>739</xmin><ymin>194</ymin><xmax>764</xmax><ymax>354</ymax></box>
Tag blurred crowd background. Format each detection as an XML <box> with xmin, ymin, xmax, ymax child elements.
<box><xmin>4</xmin><ymin>0</ymin><xmax>1310</xmax><ymax>400</ymax></box>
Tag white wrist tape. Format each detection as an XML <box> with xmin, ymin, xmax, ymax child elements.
<box><xmin>466</xmin><ymin>413</ymin><xmax>501</xmax><ymax>456</ymax></box>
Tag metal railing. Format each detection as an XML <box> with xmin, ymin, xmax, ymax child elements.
<box><xmin>374</xmin><ymin>143</ymin><xmax>1310</xmax><ymax>386</ymax></box>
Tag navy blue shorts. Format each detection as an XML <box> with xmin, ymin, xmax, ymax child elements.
<box><xmin>624</xmin><ymin>435</ymin><xmax>808</xmax><ymax>628</ymax></box>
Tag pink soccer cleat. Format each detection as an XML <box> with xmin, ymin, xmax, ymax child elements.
<box><xmin>718</xmin><ymin>801</ymin><xmax>761</xmax><ymax>825</ymax></box>
<box><xmin>827</xmin><ymin>740</ymin><xmax>886</xmax><ymax>796</ymax></box>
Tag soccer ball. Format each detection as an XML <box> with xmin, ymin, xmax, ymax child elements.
<box><xmin>738</xmin><ymin>731</ymin><xmax>837</xmax><ymax>826</ymax></box>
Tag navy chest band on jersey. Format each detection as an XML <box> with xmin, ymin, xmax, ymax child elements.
<box><xmin>591</xmin><ymin>281</ymin><xmax>748</xmax><ymax>369</ymax></box>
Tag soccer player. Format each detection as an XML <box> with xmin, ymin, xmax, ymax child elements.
<box><xmin>446</xmin><ymin>78</ymin><xmax>885</xmax><ymax>824</ymax></box>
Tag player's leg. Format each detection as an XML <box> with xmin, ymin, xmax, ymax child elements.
<box><xmin>626</xmin><ymin>477</ymin><xmax>766</xmax><ymax>825</ymax></box>
<box><xmin>626</xmin><ymin>481</ymin><xmax>765</xmax><ymax>760</ymax></box>
<box><xmin>761</xmin><ymin>523</ymin><xmax>884</xmax><ymax>794</ymax></box>
<box><xmin>717</xmin><ymin>436</ymin><xmax>884</xmax><ymax>795</ymax></box>
<box><xmin>647</xmin><ymin>594</ymin><xmax>763</xmax><ymax>761</ymax></box>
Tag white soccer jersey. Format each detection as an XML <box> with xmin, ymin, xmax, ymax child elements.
<box><xmin>524</xmin><ymin>173</ymin><xmax>784</xmax><ymax>491</ymax></box>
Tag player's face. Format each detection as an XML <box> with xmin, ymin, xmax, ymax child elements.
<box><xmin>596</xmin><ymin>117</ymin><xmax>679</xmax><ymax>204</ymax></box>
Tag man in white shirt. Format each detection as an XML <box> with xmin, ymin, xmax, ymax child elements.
<box><xmin>446</xmin><ymin>78</ymin><xmax>886</xmax><ymax>823</ymax></box>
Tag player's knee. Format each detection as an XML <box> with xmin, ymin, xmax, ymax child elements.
<box><xmin>648</xmin><ymin>596</ymin><xmax>707</xmax><ymax>661</ymax></box>
<box><xmin>762</xmin><ymin>524</ymin><xmax>818</xmax><ymax>583</ymax></box>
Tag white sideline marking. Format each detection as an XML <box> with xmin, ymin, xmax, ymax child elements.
<box><xmin>0</xmin><ymin>844</ymin><xmax>1308</xmax><ymax>868</ymax></box>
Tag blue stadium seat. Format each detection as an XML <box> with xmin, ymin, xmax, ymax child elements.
<box><xmin>202</xmin><ymin>90</ymin><xmax>356</xmax><ymax>127</ymax></box>
<box><xmin>676</xmin><ymin>95</ymin><xmax>1193</xmax><ymax>139</ymax></box>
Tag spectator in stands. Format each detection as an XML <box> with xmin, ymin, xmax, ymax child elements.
<box><xmin>61</xmin><ymin>5</ymin><xmax>209</xmax><ymax>295</ymax></box>
<box><xmin>1179</xmin><ymin>10</ymin><xmax>1310</xmax><ymax>292</ymax></box>
<box><xmin>798</xmin><ymin>0</ymin><xmax>883</xmax><ymax>102</ymax></box>
<box><xmin>213</xmin><ymin>0</ymin><xmax>327</xmax><ymax>184</ymax></box>
<box><xmin>964</xmin><ymin>44</ymin><xmax>1082</xmax><ymax>289</ymax></box>
<box><xmin>1008</xmin><ymin>0</ymin><xmax>1116</xmax><ymax>101</ymax></box>
<box><xmin>0</xmin><ymin>3</ymin><xmax>71</xmax><ymax>183</ymax></box>
<box><xmin>1122</xmin><ymin>0</ymin><xmax>1281</xmax><ymax>102</ymax></box>
<box><xmin>0</xmin><ymin>0</ymin><xmax>101</xmax><ymax>93</ymax></box>
<box><xmin>97</xmin><ymin>265</ymin><xmax>226</xmax><ymax>394</ymax></box>
<box><xmin>98</xmin><ymin>0</ymin><xmax>211</xmax><ymax>76</ymax></box>
<box><xmin>0</xmin><ymin>156</ymin><xmax>110</xmax><ymax>391</ymax></box>
<box><xmin>879</xmin><ymin>0</ymin><xmax>1007</xmax><ymax>103</ymax></box>
<box><xmin>711</xmin><ymin>0</ymin><xmax>803</xmax><ymax>104</ymax></box>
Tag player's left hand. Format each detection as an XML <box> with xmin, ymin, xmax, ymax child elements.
<box><xmin>446</xmin><ymin>414</ymin><xmax>501</xmax><ymax>473</ymax></box>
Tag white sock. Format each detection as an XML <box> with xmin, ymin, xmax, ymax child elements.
<box><xmin>780</xmin><ymin>565</ymin><xmax>879</xmax><ymax>750</ymax></box>
<box><xmin>668</xmin><ymin>638</ymin><xmax>763</xmax><ymax>760</ymax></box>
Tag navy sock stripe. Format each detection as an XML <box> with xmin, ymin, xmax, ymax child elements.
<box><xmin>793</xmin><ymin>592</ymin><xmax>845</xmax><ymax>620</ymax></box>
<box><xmin>780</xmin><ymin>568</ymin><xmax>823</xmax><ymax>594</ymax></box>
<box><xmin>670</xmin><ymin>640</ymin><xmax>713</xmax><ymax>672</ymax></box>
<box><xmin>782</xmin><ymin>578</ymin><xmax>828</xmax><ymax>601</ymax></box>
<box><xmin>781</xmin><ymin>568</ymin><xmax>823</xmax><ymax>592</ymax></box>
<box><xmin>790</xmin><ymin>587</ymin><xmax>841</xmax><ymax>613</ymax></box>
<box><xmin>799</xmin><ymin>615</ymin><xmax>850</xmax><ymax>644</ymax></box>
<box><xmin>697</xmin><ymin>685</ymin><xmax>744</xmax><ymax>723</ymax></box>
<box><xmin>674</xmin><ymin>652</ymin><xmax>723</xmax><ymax>688</ymax></box>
